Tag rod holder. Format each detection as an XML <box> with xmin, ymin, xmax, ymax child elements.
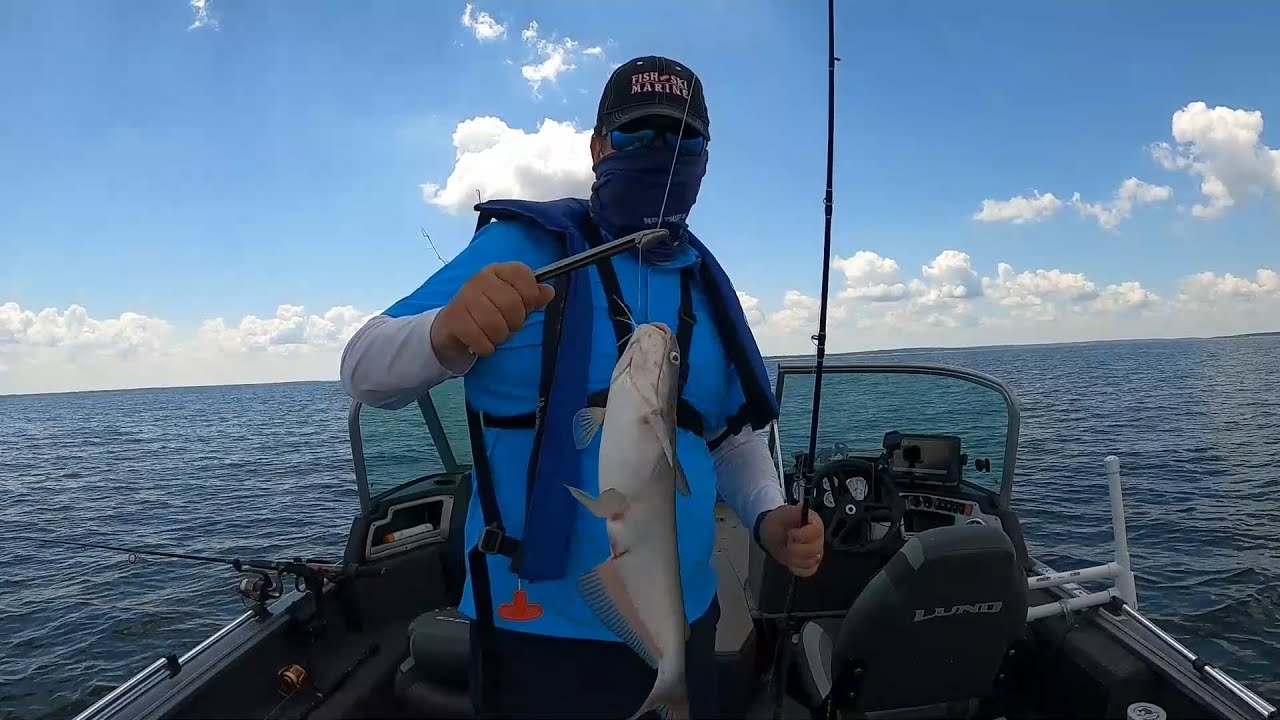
<box><xmin>1106</xmin><ymin>455</ymin><xmax>1138</xmax><ymax>609</ymax></box>
<box><xmin>1027</xmin><ymin>588</ymin><xmax>1119</xmax><ymax>622</ymax></box>
<box><xmin>1028</xmin><ymin>562</ymin><xmax>1123</xmax><ymax>590</ymax></box>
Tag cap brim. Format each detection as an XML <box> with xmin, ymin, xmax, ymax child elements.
<box><xmin>601</xmin><ymin>104</ymin><xmax>710</xmax><ymax>141</ymax></box>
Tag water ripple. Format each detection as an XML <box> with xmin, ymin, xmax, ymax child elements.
<box><xmin>1</xmin><ymin>338</ymin><xmax>1278</xmax><ymax>719</ymax></box>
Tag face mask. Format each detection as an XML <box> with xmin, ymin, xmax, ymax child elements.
<box><xmin>588</xmin><ymin>145</ymin><xmax>708</xmax><ymax>261</ymax></box>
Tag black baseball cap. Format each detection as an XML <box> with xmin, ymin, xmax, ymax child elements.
<box><xmin>596</xmin><ymin>55</ymin><xmax>710</xmax><ymax>141</ymax></box>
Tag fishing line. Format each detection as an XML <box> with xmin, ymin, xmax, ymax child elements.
<box><xmin>596</xmin><ymin>65</ymin><xmax>697</xmax><ymax>356</ymax></box>
<box><xmin>641</xmin><ymin>63</ymin><xmax>698</xmax><ymax>311</ymax></box>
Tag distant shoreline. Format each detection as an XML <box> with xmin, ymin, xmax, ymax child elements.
<box><xmin>3</xmin><ymin>329</ymin><xmax>1276</xmax><ymax>399</ymax></box>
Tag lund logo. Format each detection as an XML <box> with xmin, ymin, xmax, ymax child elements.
<box><xmin>913</xmin><ymin>602</ymin><xmax>1003</xmax><ymax>622</ymax></box>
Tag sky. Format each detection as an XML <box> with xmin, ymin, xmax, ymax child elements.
<box><xmin>2</xmin><ymin>0</ymin><xmax>1278</xmax><ymax>395</ymax></box>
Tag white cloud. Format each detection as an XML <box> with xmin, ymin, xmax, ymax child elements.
<box><xmin>0</xmin><ymin>302</ymin><xmax>374</xmax><ymax>395</ymax></box>
<box><xmin>420</xmin><ymin>116</ymin><xmax>594</xmax><ymax>213</ymax></box>
<box><xmin>0</xmin><ymin>302</ymin><xmax>173</xmax><ymax>358</ymax></box>
<box><xmin>1177</xmin><ymin>268</ymin><xmax>1279</xmax><ymax>304</ymax></box>
<box><xmin>739</xmin><ymin>252</ymin><xmax>1230</xmax><ymax>356</ymax></box>
<box><xmin>834</xmin><ymin>251</ymin><xmax>909</xmax><ymax>302</ymax></box>
<box><xmin>197</xmin><ymin>304</ymin><xmax>371</xmax><ymax>354</ymax></box>
<box><xmin>983</xmin><ymin>263</ymin><xmax>1099</xmax><ymax>311</ymax></box>
<box><xmin>2</xmin><ymin>261</ymin><xmax>1274</xmax><ymax>394</ymax></box>
<box><xmin>1071</xmin><ymin>177</ymin><xmax>1173</xmax><ymax>229</ymax></box>
<box><xmin>1150</xmin><ymin>101</ymin><xmax>1280</xmax><ymax>219</ymax></box>
<box><xmin>1092</xmin><ymin>281</ymin><xmax>1160</xmax><ymax>313</ymax></box>
<box><xmin>187</xmin><ymin>0</ymin><xmax>218</xmax><ymax>31</ymax></box>
<box><xmin>460</xmin><ymin>3</ymin><xmax>506</xmax><ymax>41</ymax></box>
<box><xmin>913</xmin><ymin>250</ymin><xmax>984</xmax><ymax>304</ymax></box>
<box><xmin>515</xmin><ymin>20</ymin><xmax>608</xmax><ymax>96</ymax></box>
<box><xmin>519</xmin><ymin>21</ymin><xmax>577</xmax><ymax>95</ymax></box>
<box><xmin>974</xmin><ymin>180</ymin><xmax>1172</xmax><ymax>230</ymax></box>
<box><xmin>972</xmin><ymin>191</ymin><xmax>1063</xmax><ymax>224</ymax></box>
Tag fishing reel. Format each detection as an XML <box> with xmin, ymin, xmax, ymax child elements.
<box><xmin>236</xmin><ymin>570</ymin><xmax>283</xmax><ymax>610</ymax></box>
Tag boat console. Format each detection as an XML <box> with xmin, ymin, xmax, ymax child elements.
<box><xmin>749</xmin><ymin>422</ymin><xmax>1024</xmax><ymax>623</ymax></box>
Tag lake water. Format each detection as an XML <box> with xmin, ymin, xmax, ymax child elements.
<box><xmin>2</xmin><ymin>335</ymin><xmax>1277</xmax><ymax>719</ymax></box>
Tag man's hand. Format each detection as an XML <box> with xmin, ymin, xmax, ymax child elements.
<box><xmin>430</xmin><ymin>261</ymin><xmax>555</xmax><ymax>367</ymax></box>
<box><xmin>759</xmin><ymin>504</ymin><xmax>826</xmax><ymax>578</ymax></box>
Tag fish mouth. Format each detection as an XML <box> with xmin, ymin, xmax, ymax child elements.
<box><xmin>646</xmin><ymin>322</ymin><xmax>673</xmax><ymax>337</ymax></box>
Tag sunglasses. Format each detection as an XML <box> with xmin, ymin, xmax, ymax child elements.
<box><xmin>609</xmin><ymin>120</ymin><xmax>707</xmax><ymax>157</ymax></box>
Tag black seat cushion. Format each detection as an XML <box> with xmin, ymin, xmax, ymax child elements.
<box><xmin>796</xmin><ymin>617</ymin><xmax>842</xmax><ymax>709</ymax></box>
<box><xmin>408</xmin><ymin>607</ymin><xmax>472</xmax><ymax>691</ymax></box>
<box><xmin>828</xmin><ymin>525</ymin><xmax>1027</xmax><ymax>713</ymax></box>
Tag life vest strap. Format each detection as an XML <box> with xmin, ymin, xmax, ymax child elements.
<box><xmin>480</xmin><ymin>395</ymin><xmax>707</xmax><ymax>438</ymax></box>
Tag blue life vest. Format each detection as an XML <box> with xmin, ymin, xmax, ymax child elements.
<box><xmin>388</xmin><ymin>197</ymin><xmax>777</xmax><ymax>650</ymax></box>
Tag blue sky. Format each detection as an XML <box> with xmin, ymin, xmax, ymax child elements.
<box><xmin>2</xmin><ymin>0</ymin><xmax>1279</xmax><ymax>393</ymax></box>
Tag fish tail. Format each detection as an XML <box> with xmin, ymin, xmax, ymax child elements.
<box><xmin>629</xmin><ymin>669</ymin><xmax>689</xmax><ymax>720</ymax></box>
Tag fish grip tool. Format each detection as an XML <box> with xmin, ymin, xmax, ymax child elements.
<box><xmin>770</xmin><ymin>0</ymin><xmax>840</xmax><ymax>717</ymax></box>
<box><xmin>533</xmin><ymin>227</ymin><xmax>670</xmax><ymax>283</ymax></box>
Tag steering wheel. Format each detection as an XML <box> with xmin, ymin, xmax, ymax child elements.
<box><xmin>813</xmin><ymin>457</ymin><xmax>907</xmax><ymax>555</ymax></box>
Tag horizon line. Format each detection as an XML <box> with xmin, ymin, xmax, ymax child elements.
<box><xmin>2</xmin><ymin>329</ymin><xmax>1276</xmax><ymax>400</ymax></box>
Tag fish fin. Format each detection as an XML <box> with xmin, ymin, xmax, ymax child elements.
<box><xmin>629</xmin><ymin>671</ymin><xmax>690</xmax><ymax>720</ymax></box>
<box><xmin>673</xmin><ymin>456</ymin><xmax>690</xmax><ymax>496</ymax></box>
<box><xmin>578</xmin><ymin>559</ymin><xmax>659</xmax><ymax>669</ymax></box>
<box><xmin>566</xmin><ymin>486</ymin><xmax>630</xmax><ymax>519</ymax></box>
<box><xmin>643</xmin><ymin>413</ymin><xmax>689</xmax><ymax>496</ymax></box>
<box><xmin>573</xmin><ymin>406</ymin><xmax>607</xmax><ymax>449</ymax></box>
<box><xmin>644</xmin><ymin>411</ymin><xmax>677</xmax><ymax>463</ymax></box>
<box><xmin>655</xmin><ymin>699</ymin><xmax>691</xmax><ymax>720</ymax></box>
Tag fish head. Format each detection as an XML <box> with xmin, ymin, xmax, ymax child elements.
<box><xmin>612</xmin><ymin>322</ymin><xmax>681</xmax><ymax>411</ymax></box>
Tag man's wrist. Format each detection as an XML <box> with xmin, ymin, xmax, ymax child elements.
<box><xmin>427</xmin><ymin>309</ymin><xmax>475</xmax><ymax>376</ymax></box>
<box><xmin>753</xmin><ymin>505</ymin><xmax>779</xmax><ymax>547</ymax></box>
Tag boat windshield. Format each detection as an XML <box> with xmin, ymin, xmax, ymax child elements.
<box><xmin>772</xmin><ymin>362</ymin><xmax>1018</xmax><ymax>503</ymax></box>
<box><xmin>350</xmin><ymin>378</ymin><xmax>472</xmax><ymax>508</ymax></box>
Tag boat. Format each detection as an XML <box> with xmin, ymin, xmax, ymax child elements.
<box><xmin>67</xmin><ymin>357</ymin><xmax>1276</xmax><ymax>720</ymax></box>
<box><xmin>64</xmin><ymin>3</ymin><xmax>1276</xmax><ymax>719</ymax></box>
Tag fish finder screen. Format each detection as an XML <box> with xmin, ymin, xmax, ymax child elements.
<box><xmin>890</xmin><ymin>434</ymin><xmax>962</xmax><ymax>485</ymax></box>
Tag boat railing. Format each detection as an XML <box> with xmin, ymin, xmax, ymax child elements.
<box><xmin>72</xmin><ymin>609</ymin><xmax>263</xmax><ymax>720</ymax></box>
<box><xmin>1025</xmin><ymin>456</ymin><xmax>1137</xmax><ymax>619</ymax></box>
<box><xmin>347</xmin><ymin>391</ymin><xmax>462</xmax><ymax>516</ymax></box>
<box><xmin>1027</xmin><ymin>455</ymin><xmax>1277</xmax><ymax>720</ymax></box>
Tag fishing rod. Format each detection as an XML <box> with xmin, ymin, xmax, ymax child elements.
<box><xmin>29</xmin><ymin>536</ymin><xmax>384</xmax><ymax>621</ymax></box>
<box><xmin>771</xmin><ymin>0</ymin><xmax>839</xmax><ymax>716</ymax></box>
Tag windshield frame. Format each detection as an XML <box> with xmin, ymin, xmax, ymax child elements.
<box><xmin>347</xmin><ymin>394</ymin><xmax>464</xmax><ymax>515</ymax></box>
<box><xmin>770</xmin><ymin>360</ymin><xmax>1022</xmax><ymax>510</ymax></box>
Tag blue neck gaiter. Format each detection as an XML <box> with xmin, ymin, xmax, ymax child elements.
<box><xmin>588</xmin><ymin>146</ymin><xmax>708</xmax><ymax>262</ymax></box>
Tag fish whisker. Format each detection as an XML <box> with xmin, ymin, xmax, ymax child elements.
<box><xmin>612</xmin><ymin>296</ymin><xmax>637</xmax><ymax>346</ymax></box>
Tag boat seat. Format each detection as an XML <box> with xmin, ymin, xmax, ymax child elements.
<box><xmin>394</xmin><ymin>607</ymin><xmax>474</xmax><ymax>717</ymax></box>
<box><xmin>794</xmin><ymin>525</ymin><xmax>1027</xmax><ymax>718</ymax></box>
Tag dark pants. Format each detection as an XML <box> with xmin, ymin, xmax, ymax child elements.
<box><xmin>468</xmin><ymin>596</ymin><xmax>722</xmax><ymax>718</ymax></box>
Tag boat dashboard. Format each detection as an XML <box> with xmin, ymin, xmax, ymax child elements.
<box><xmin>750</xmin><ymin>429</ymin><xmax>1019</xmax><ymax>617</ymax></box>
<box><xmin>783</xmin><ymin>431</ymin><xmax>1001</xmax><ymax>543</ymax></box>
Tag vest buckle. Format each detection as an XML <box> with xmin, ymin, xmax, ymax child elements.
<box><xmin>478</xmin><ymin>524</ymin><xmax>510</xmax><ymax>556</ymax></box>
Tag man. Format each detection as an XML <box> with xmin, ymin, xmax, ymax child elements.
<box><xmin>341</xmin><ymin>55</ymin><xmax>824</xmax><ymax>718</ymax></box>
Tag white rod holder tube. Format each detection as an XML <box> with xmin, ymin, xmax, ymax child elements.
<box><xmin>1027</xmin><ymin>589</ymin><xmax>1118</xmax><ymax>622</ymax></box>
<box><xmin>1028</xmin><ymin>562</ymin><xmax>1122</xmax><ymax>590</ymax></box>
<box><xmin>1106</xmin><ymin>455</ymin><xmax>1138</xmax><ymax>609</ymax></box>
